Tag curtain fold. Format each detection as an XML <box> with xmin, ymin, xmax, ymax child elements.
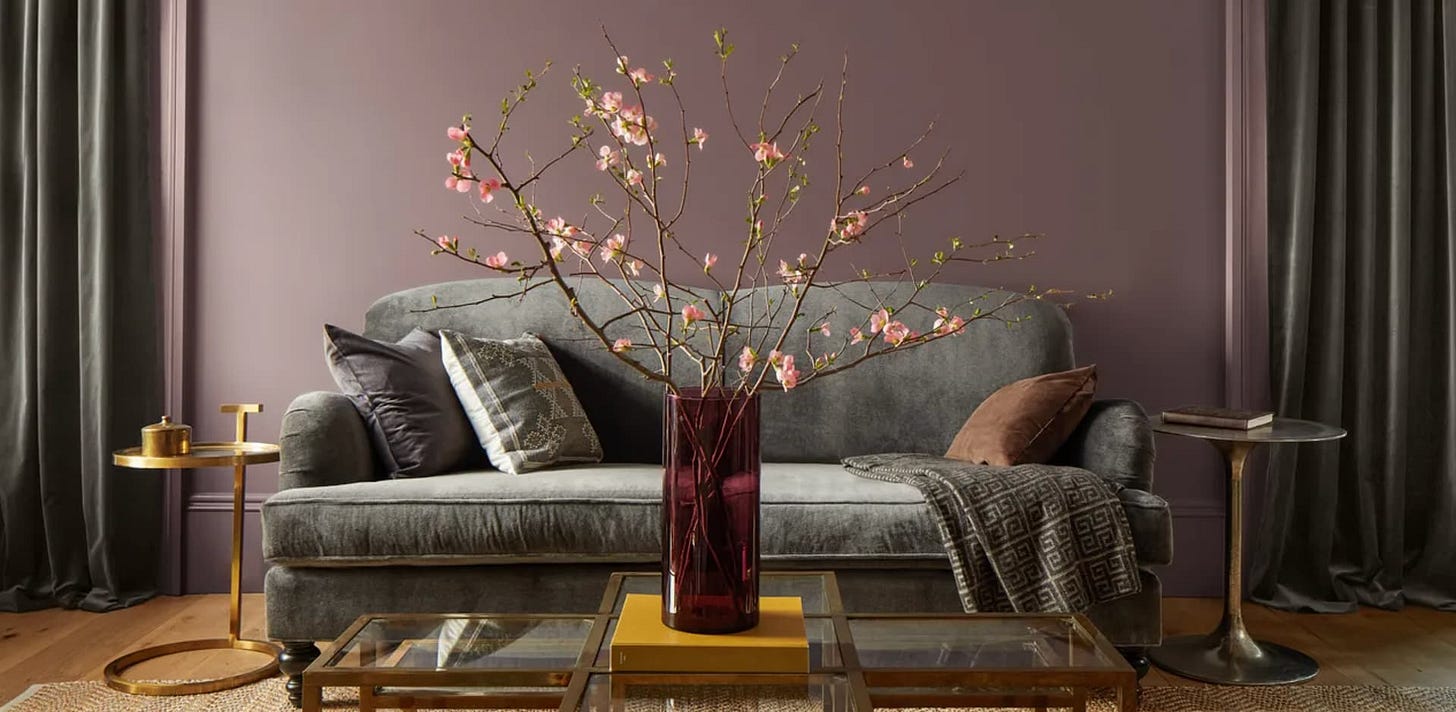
<box><xmin>1255</xmin><ymin>0</ymin><xmax>1456</xmax><ymax>612</ymax></box>
<box><xmin>0</xmin><ymin>0</ymin><xmax>162</xmax><ymax>611</ymax></box>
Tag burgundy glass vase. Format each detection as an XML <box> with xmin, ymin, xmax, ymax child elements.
<box><xmin>661</xmin><ymin>388</ymin><xmax>761</xmax><ymax>633</ymax></box>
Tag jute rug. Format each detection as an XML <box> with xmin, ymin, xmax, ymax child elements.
<box><xmin>4</xmin><ymin>679</ymin><xmax>1456</xmax><ymax>711</ymax></box>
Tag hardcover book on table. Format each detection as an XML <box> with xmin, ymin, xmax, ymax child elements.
<box><xmin>609</xmin><ymin>594</ymin><xmax>809</xmax><ymax>673</ymax></box>
<box><xmin>1162</xmin><ymin>406</ymin><xmax>1275</xmax><ymax>430</ymax></box>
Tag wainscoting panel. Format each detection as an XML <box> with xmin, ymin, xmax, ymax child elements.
<box><xmin>183</xmin><ymin>492</ymin><xmax>268</xmax><ymax>594</ymax></box>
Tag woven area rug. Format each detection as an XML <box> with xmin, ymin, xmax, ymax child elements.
<box><xmin>5</xmin><ymin>679</ymin><xmax>1456</xmax><ymax>711</ymax></box>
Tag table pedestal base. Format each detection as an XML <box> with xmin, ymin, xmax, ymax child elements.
<box><xmin>104</xmin><ymin>637</ymin><xmax>282</xmax><ymax>695</ymax></box>
<box><xmin>1150</xmin><ymin>631</ymin><xmax>1318</xmax><ymax>685</ymax></box>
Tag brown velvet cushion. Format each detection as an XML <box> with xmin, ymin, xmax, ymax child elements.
<box><xmin>944</xmin><ymin>365</ymin><xmax>1097</xmax><ymax>466</ymax></box>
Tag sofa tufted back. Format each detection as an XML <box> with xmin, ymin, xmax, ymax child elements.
<box><xmin>364</xmin><ymin>278</ymin><xmax>1075</xmax><ymax>464</ymax></box>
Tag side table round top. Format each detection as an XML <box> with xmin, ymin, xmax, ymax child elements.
<box><xmin>1152</xmin><ymin>417</ymin><xmax>1346</xmax><ymax>444</ymax></box>
<box><xmin>113</xmin><ymin>441</ymin><xmax>280</xmax><ymax>469</ymax></box>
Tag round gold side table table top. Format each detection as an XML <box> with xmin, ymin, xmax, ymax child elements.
<box><xmin>109</xmin><ymin>409</ymin><xmax>282</xmax><ymax>696</ymax></box>
<box><xmin>113</xmin><ymin>441</ymin><xmax>280</xmax><ymax>469</ymax></box>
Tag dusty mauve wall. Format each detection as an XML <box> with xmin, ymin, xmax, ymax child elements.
<box><xmin>183</xmin><ymin>0</ymin><xmax>1227</xmax><ymax>595</ymax></box>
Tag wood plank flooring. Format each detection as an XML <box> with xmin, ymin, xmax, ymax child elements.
<box><xmin>1</xmin><ymin>595</ymin><xmax>1454</xmax><ymax>704</ymax></box>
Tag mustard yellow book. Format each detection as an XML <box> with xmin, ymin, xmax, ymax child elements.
<box><xmin>609</xmin><ymin>594</ymin><xmax>809</xmax><ymax>673</ymax></box>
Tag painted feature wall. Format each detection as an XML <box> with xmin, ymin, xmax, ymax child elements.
<box><xmin>184</xmin><ymin>0</ymin><xmax>1228</xmax><ymax>595</ymax></box>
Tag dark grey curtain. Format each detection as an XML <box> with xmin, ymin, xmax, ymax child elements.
<box><xmin>1255</xmin><ymin>0</ymin><xmax>1456</xmax><ymax>612</ymax></box>
<box><xmin>0</xmin><ymin>1</ymin><xmax>162</xmax><ymax>611</ymax></box>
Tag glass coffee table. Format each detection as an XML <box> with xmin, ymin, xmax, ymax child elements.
<box><xmin>301</xmin><ymin>572</ymin><xmax>1136</xmax><ymax>711</ymax></box>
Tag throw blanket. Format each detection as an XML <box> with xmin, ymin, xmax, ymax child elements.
<box><xmin>842</xmin><ymin>453</ymin><xmax>1141</xmax><ymax>613</ymax></box>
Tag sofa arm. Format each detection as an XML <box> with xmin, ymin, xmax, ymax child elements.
<box><xmin>1053</xmin><ymin>399</ymin><xmax>1156</xmax><ymax>491</ymax></box>
<box><xmin>279</xmin><ymin>391</ymin><xmax>378</xmax><ymax>490</ymax></box>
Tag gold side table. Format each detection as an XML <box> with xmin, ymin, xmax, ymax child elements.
<box><xmin>1149</xmin><ymin>416</ymin><xmax>1346</xmax><ymax>685</ymax></box>
<box><xmin>106</xmin><ymin>403</ymin><xmax>283</xmax><ymax>695</ymax></box>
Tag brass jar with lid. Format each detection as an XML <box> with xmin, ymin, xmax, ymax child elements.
<box><xmin>141</xmin><ymin>416</ymin><xmax>192</xmax><ymax>457</ymax></box>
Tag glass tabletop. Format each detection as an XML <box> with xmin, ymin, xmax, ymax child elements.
<box><xmin>849</xmin><ymin>616</ymin><xmax>1120</xmax><ymax>670</ymax></box>
<box><xmin>325</xmin><ymin>615</ymin><xmax>593</xmax><ymax>670</ymax></box>
<box><xmin>610</xmin><ymin>572</ymin><xmax>832</xmax><ymax>615</ymax></box>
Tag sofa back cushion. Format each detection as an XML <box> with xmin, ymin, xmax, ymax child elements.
<box><xmin>365</xmin><ymin>279</ymin><xmax>1075</xmax><ymax>463</ymax></box>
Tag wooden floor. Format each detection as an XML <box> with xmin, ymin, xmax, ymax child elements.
<box><xmin>1</xmin><ymin>595</ymin><xmax>1454</xmax><ymax>704</ymax></box>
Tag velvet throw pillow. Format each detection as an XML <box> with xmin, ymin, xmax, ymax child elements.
<box><xmin>945</xmin><ymin>365</ymin><xmax>1097</xmax><ymax>467</ymax></box>
<box><xmin>324</xmin><ymin>324</ymin><xmax>484</xmax><ymax>478</ymax></box>
<box><xmin>440</xmin><ymin>330</ymin><xmax>603</xmax><ymax>474</ymax></box>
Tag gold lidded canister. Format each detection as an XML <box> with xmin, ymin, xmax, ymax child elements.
<box><xmin>141</xmin><ymin>415</ymin><xmax>192</xmax><ymax>457</ymax></box>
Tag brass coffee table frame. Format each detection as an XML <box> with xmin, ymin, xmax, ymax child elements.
<box><xmin>1149</xmin><ymin>417</ymin><xmax>1346</xmax><ymax>685</ymax></box>
<box><xmin>106</xmin><ymin>403</ymin><xmax>283</xmax><ymax>696</ymax></box>
<box><xmin>302</xmin><ymin>572</ymin><xmax>1136</xmax><ymax>712</ymax></box>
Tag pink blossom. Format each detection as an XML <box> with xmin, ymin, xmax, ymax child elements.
<box><xmin>849</xmin><ymin>327</ymin><xmax>865</xmax><ymax>344</ymax></box>
<box><xmin>483</xmin><ymin>251</ymin><xmax>509</xmax><ymax>268</ymax></box>
<box><xmin>478</xmin><ymin>177</ymin><xmax>501</xmax><ymax>202</ymax></box>
<box><xmin>625</xmin><ymin>169</ymin><xmax>644</xmax><ymax>187</ymax></box>
<box><xmin>834</xmin><ymin>211</ymin><xmax>868</xmax><ymax>240</ymax></box>
<box><xmin>596</xmin><ymin>145</ymin><xmax>620</xmax><ymax>171</ymax></box>
<box><xmin>600</xmin><ymin>234</ymin><xmax>627</xmax><ymax>261</ymax></box>
<box><xmin>856</xmin><ymin>185</ymin><xmax>870</xmax><ymax>196</ymax></box>
<box><xmin>600</xmin><ymin>91</ymin><xmax>623</xmax><ymax>113</ymax></box>
<box><xmin>773</xmin><ymin>353</ymin><xmax>800</xmax><ymax>390</ymax></box>
<box><xmin>628</xmin><ymin>66</ymin><xmax>655</xmax><ymax>85</ymax></box>
<box><xmin>612</xmin><ymin>338</ymin><xmax>632</xmax><ymax>353</ymax></box>
<box><xmin>445</xmin><ymin>175</ymin><xmax>461</xmax><ymax>191</ymax></box>
<box><xmin>571</xmin><ymin>240</ymin><xmax>591</xmax><ymax>259</ymax></box>
<box><xmin>751</xmin><ymin>141</ymin><xmax>786</xmax><ymax>163</ymax></box>
<box><xmin>436</xmin><ymin>235</ymin><xmax>455</xmax><ymax>251</ymax></box>
<box><xmin>446</xmin><ymin>149</ymin><xmax>468</xmax><ymax>167</ymax></box>
<box><xmin>936</xmin><ymin>315</ymin><xmax>966</xmax><ymax>336</ymax></box>
<box><xmin>703</xmin><ymin>253</ymin><xmax>718</xmax><ymax>272</ymax></box>
<box><xmin>612</xmin><ymin>105</ymin><xmax>658</xmax><ymax>146</ymax></box>
<box><xmin>447</xmin><ymin>125</ymin><xmax>469</xmax><ymax>141</ymax></box>
<box><xmin>681</xmin><ymin>303</ymin><xmax>705</xmax><ymax>327</ymax></box>
<box><xmin>615</xmin><ymin>55</ymin><xmax>631</xmax><ymax>74</ymax></box>
<box><xmin>627</xmin><ymin>260</ymin><xmax>643</xmax><ymax>277</ymax></box>
<box><xmin>819</xmin><ymin>322</ymin><xmax>832</xmax><ymax>337</ymax></box>
<box><xmin>653</xmin><ymin>283</ymin><xmax>666</xmax><ymax>302</ymax></box>
<box><xmin>868</xmin><ymin>308</ymin><xmax>890</xmax><ymax>334</ymax></box>
<box><xmin>902</xmin><ymin>156</ymin><xmax>914</xmax><ymax>168</ymax></box>
<box><xmin>882</xmin><ymin>321</ymin><xmax>911</xmax><ymax>346</ymax></box>
<box><xmin>693</xmin><ymin>127</ymin><xmax>708</xmax><ymax>149</ymax></box>
<box><xmin>739</xmin><ymin>346</ymin><xmax>757</xmax><ymax>372</ymax></box>
<box><xmin>545</xmin><ymin>217</ymin><xmax>578</xmax><ymax>238</ymax></box>
<box><xmin>649</xmin><ymin>152</ymin><xmax>666</xmax><ymax>167</ymax></box>
<box><xmin>456</xmin><ymin>177</ymin><xmax>474</xmax><ymax>193</ymax></box>
<box><xmin>549</xmin><ymin>237</ymin><xmax>566</xmax><ymax>261</ymax></box>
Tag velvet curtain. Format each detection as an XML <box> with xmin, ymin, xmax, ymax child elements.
<box><xmin>0</xmin><ymin>0</ymin><xmax>162</xmax><ymax>611</ymax></box>
<box><xmin>1255</xmin><ymin>0</ymin><xmax>1456</xmax><ymax>612</ymax></box>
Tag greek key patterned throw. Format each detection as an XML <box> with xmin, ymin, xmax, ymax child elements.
<box><xmin>440</xmin><ymin>330</ymin><xmax>603</xmax><ymax>474</ymax></box>
<box><xmin>842</xmin><ymin>453</ymin><xmax>1141</xmax><ymax>613</ymax></box>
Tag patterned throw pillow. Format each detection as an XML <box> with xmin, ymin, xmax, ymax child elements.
<box><xmin>439</xmin><ymin>330</ymin><xmax>603</xmax><ymax>474</ymax></box>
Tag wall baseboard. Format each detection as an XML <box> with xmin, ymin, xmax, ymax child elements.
<box><xmin>186</xmin><ymin>492</ymin><xmax>267</xmax><ymax>513</ymax></box>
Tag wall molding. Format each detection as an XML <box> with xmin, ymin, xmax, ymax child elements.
<box><xmin>157</xmin><ymin>0</ymin><xmax>191</xmax><ymax>596</ymax></box>
<box><xmin>186</xmin><ymin>492</ymin><xmax>268</xmax><ymax>513</ymax></box>
<box><xmin>1224</xmin><ymin>0</ymin><xmax>1269</xmax><ymax>411</ymax></box>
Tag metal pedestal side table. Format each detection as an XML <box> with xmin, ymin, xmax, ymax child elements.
<box><xmin>106</xmin><ymin>403</ymin><xmax>282</xmax><ymax>695</ymax></box>
<box><xmin>1148</xmin><ymin>417</ymin><xmax>1345</xmax><ymax>685</ymax></box>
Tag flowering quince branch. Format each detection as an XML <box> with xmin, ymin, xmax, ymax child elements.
<box><xmin>415</xmin><ymin>27</ymin><xmax>1107</xmax><ymax>398</ymax></box>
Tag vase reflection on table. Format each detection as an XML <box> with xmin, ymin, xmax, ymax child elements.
<box><xmin>662</xmin><ymin>389</ymin><xmax>761</xmax><ymax>633</ymax></box>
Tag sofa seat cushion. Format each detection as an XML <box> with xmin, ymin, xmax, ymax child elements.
<box><xmin>262</xmin><ymin>463</ymin><xmax>1172</xmax><ymax>567</ymax></box>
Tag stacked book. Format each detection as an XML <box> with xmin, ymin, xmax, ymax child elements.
<box><xmin>1162</xmin><ymin>406</ymin><xmax>1274</xmax><ymax>430</ymax></box>
<box><xmin>609</xmin><ymin>594</ymin><xmax>809</xmax><ymax>673</ymax></box>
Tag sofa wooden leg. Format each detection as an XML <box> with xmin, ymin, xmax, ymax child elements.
<box><xmin>1119</xmin><ymin>646</ymin><xmax>1151</xmax><ymax>680</ymax></box>
<box><xmin>279</xmin><ymin>641</ymin><xmax>321</xmax><ymax>708</ymax></box>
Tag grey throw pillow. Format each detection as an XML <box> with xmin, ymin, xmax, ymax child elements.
<box><xmin>324</xmin><ymin>324</ymin><xmax>485</xmax><ymax>478</ymax></box>
<box><xmin>439</xmin><ymin>330</ymin><xmax>603</xmax><ymax>474</ymax></box>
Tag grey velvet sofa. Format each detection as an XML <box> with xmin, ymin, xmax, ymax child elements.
<box><xmin>263</xmin><ymin>279</ymin><xmax>1171</xmax><ymax>704</ymax></box>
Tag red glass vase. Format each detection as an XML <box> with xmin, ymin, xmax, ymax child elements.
<box><xmin>661</xmin><ymin>388</ymin><xmax>761</xmax><ymax>633</ymax></box>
